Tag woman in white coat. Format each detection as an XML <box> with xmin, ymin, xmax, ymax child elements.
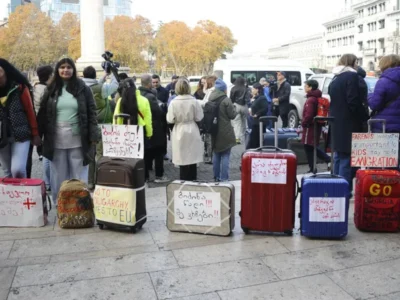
<box><xmin>167</xmin><ymin>78</ymin><xmax>204</xmax><ymax>180</ymax></box>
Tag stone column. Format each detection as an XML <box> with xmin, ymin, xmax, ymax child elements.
<box><xmin>76</xmin><ymin>0</ymin><xmax>105</xmax><ymax>71</ymax></box>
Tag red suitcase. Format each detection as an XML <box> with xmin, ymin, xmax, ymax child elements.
<box><xmin>354</xmin><ymin>119</ymin><xmax>400</xmax><ymax>232</ymax></box>
<box><xmin>240</xmin><ymin>116</ymin><xmax>298</xmax><ymax>235</ymax></box>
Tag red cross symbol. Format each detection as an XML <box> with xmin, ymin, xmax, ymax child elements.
<box><xmin>23</xmin><ymin>198</ymin><xmax>36</xmax><ymax>210</ymax></box>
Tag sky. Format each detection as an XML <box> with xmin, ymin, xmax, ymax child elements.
<box><xmin>0</xmin><ymin>0</ymin><xmax>345</xmax><ymax>54</ymax></box>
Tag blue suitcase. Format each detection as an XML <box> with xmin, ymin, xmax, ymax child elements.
<box><xmin>299</xmin><ymin>117</ymin><xmax>350</xmax><ymax>239</ymax></box>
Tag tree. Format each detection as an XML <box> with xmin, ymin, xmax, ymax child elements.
<box><xmin>0</xmin><ymin>4</ymin><xmax>57</xmax><ymax>71</ymax></box>
<box><xmin>104</xmin><ymin>15</ymin><xmax>153</xmax><ymax>72</ymax></box>
<box><xmin>56</xmin><ymin>12</ymin><xmax>80</xmax><ymax>59</ymax></box>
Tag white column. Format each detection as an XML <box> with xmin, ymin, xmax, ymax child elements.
<box><xmin>76</xmin><ymin>0</ymin><xmax>105</xmax><ymax>71</ymax></box>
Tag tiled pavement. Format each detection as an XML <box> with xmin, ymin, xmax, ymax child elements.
<box><xmin>1</xmin><ymin>177</ymin><xmax>400</xmax><ymax>299</ymax></box>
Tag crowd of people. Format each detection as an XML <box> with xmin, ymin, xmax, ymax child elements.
<box><xmin>0</xmin><ymin>53</ymin><xmax>399</xmax><ymax>203</ymax></box>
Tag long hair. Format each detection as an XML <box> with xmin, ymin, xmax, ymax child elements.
<box><xmin>47</xmin><ymin>57</ymin><xmax>79</xmax><ymax>97</ymax></box>
<box><xmin>0</xmin><ymin>58</ymin><xmax>32</xmax><ymax>90</ymax></box>
<box><xmin>234</xmin><ymin>76</ymin><xmax>246</xmax><ymax>87</ymax></box>
<box><xmin>196</xmin><ymin>76</ymin><xmax>207</xmax><ymax>94</ymax></box>
<box><xmin>338</xmin><ymin>54</ymin><xmax>358</xmax><ymax>68</ymax></box>
<box><xmin>120</xmin><ymin>78</ymin><xmax>139</xmax><ymax>125</ymax></box>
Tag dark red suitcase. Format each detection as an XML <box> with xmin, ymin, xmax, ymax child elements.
<box><xmin>240</xmin><ymin>116</ymin><xmax>298</xmax><ymax>235</ymax></box>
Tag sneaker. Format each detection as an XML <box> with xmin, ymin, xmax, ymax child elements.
<box><xmin>154</xmin><ymin>176</ymin><xmax>170</xmax><ymax>183</ymax></box>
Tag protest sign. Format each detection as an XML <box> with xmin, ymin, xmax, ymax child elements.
<box><xmin>251</xmin><ymin>158</ymin><xmax>287</xmax><ymax>184</ymax></box>
<box><xmin>351</xmin><ymin>133</ymin><xmax>399</xmax><ymax>168</ymax></box>
<box><xmin>101</xmin><ymin>124</ymin><xmax>144</xmax><ymax>159</ymax></box>
<box><xmin>173</xmin><ymin>190</ymin><xmax>221</xmax><ymax>227</ymax></box>
<box><xmin>0</xmin><ymin>184</ymin><xmax>44</xmax><ymax>227</ymax></box>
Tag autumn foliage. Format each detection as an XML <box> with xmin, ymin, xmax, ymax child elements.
<box><xmin>0</xmin><ymin>4</ymin><xmax>237</xmax><ymax>74</ymax></box>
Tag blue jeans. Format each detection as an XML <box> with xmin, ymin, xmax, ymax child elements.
<box><xmin>0</xmin><ymin>140</ymin><xmax>30</xmax><ymax>178</ymax></box>
<box><xmin>333</xmin><ymin>152</ymin><xmax>352</xmax><ymax>194</ymax></box>
<box><xmin>43</xmin><ymin>157</ymin><xmax>51</xmax><ymax>189</ymax></box>
<box><xmin>213</xmin><ymin>148</ymin><xmax>231</xmax><ymax>181</ymax></box>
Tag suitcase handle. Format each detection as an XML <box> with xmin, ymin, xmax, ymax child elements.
<box><xmin>313</xmin><ymin>116</ymin><xmax>334</xmax><ymax>175</ymax></box>
<box><xmin>368</xmin><ymin>119</ymin><xmax>386</xmax><ymax>133</ymax></box>
<box><xmin>259</xmin><ymin>116</ymin><xmax>278</xmax><ymax>148</ymax></box>
<box><xmin>114</xmin><ymin>113</ymin><xmax>132</xmax><ymax>125</ymax></box>
<box><xmin>255</xmin><ymin>146</ymin><xmax>284</xmax><ymax>152</ymax></box>
<box><xmin>310</xmin><ymin>174</ymin><xmax>341</xmax><ymax>179</ymax></box>
<box><xmin>1</xmin><ymin>178</ymin><xmax>24</xmax><ymax>184</ymax></box>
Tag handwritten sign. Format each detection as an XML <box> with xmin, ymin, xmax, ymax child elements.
<box><xmin>251</xmin><ymin>158</ymin><xmax>287</xmax><ymax>184</ymax></box>
<box><xmin>351</xmin><ymin>133</ymin><xmax>399</xmax><ymax>168</ymax></box>
<box><xmin>101</xmin><ymin>124</ymin><xmax>144</xmax><ymax>159</ymax></box>
<box><xmin>309</xmin><ymin>197</ymin><xmax>346</xmax><ymax>222</ymax></box>
<box><xmin>93</xmin><ymin>185</ymin><xmax>137</xmax><ymax>225</ymax></box>
<box><xmin>173</xmin><ymin>191</ymin><xmax>221</xmax><ymax>227</ymax></box>
<box><xmin>360</xmin><ymin>198</ymin><xmax>400</xmax><ymax>231</ymax></box>
<box><xmin>0</xmin><ymin>185</ymin><xmax>45</xmax><ymax>227</ymax></box>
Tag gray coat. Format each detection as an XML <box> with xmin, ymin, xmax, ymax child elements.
<box><xmin>209</xmin><ymin>90</ymin><xmax>237</xmax><ymax>153</ymax></box>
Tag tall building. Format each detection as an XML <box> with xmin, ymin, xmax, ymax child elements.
<box><xmin>40</xmin><ymin>0</ymin><xmax>131</xmax><ymax>23</ymax></box>
<box><xmin>9</xmin><ymin>0</ymin><xmax>41</xmax><ymax>14</ymax></box>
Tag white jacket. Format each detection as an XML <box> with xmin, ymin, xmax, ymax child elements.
<box><xmin>167</xmin><ymin>94</ymin><xmax>204</xmax><ymax>166</ymax></box>
<box><xmin>33</xmin><ymin>83</ymin><xmax>46</xmax><ymax>114</ymax></box>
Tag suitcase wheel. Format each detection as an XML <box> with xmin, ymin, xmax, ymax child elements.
<box><xmin>130</xmin><ymin>227</ymin><xmax>137</xmax><ymax>234</ymax></box>
<box><xmin>284</xmin><ymin>230</ymin><xmax>293</xmax><ymax>236</ymax></box>
<box><xmin>241</xmin><ymin>227</ymin><xmax>249</xmax><ymax>234</ymax></box>
<box><xmin>98</xmin><ymin>223</ymin><xmax>105</xmax><ymax>230</ymax></box>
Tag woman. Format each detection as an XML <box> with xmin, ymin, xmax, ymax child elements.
<box><xmin>0</xmin><ymin>59</ymin><xmax>41</xmax><ymax>178</ymax></box>
<box><xmin>34</xmin><ymin>65</ymin><xmax>53</xmax><ymax>190</ymax></box>
<box><xmin>37</xmin><ymin>57</ymin><xmax>99</xmax><ymax>203</ymax></box>
<box><xmin>113</xmin><ymin>78</ymin><xmax>152</xmax><ymax>137</ymax></box>
<box><xmin>368</xmin><ymin>54</ymin><xmax>400</xmax><ymax>169</ymax></box>
<box><xmin>193</xmin><ymin>76</ymin><xmax>206</xmax><ymax>100</ymax></box>
<box><xmin>230</xmin><ymin>76</ymin><xmax>250</xmax><ymax>144</ymax></box>
<box><xmin>301</xmin><ymin>79</ymin><xmax>331</xmax><ymax>173</ymax></box>
<box><xmin>246</xmin><ymin>83</ymin><xmax>269</xmax><ymax>149</ymax></box>
<box><xmin>328</xmin><ymin>54</ymin><xmax>369</xmax><ymax>196</ymax></box>
<box><xmin>167</xmin><ymin>78</ymin><xmax>204</xmax><ymax>180</ymax></box>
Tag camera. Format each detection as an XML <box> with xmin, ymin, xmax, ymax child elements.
<box><xmin>269</xmin><ymin>80</ymin><xmax>278</xmax><ymax>92</ymax></box>
<box><xmin>101</xmin><ymin>51</ymin><xmax>120</xmax><ymax>75</ymax></box>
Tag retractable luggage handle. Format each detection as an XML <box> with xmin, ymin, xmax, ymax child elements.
<box><xmin>259</xmin><ymin>116</ymin><xmax>278</xmax><ymax>149</ymax></box>
<box><xmin>368</xmin><ymin>119</ymin><xmax>386</xmax><ymax>133</ymax></box>
<box><xmin>114</xmin><ymin>113</ymin><xmax>132</xmax><ymax>125</ymax></box>
<box><xmin>313</xmin><ymin>116</ymin><xmax>334</xmax><ymax>175</ymax></box>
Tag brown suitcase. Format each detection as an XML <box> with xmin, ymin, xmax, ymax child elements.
<box><xmin>94</xmin><ymin>157</ymin><xmax>147</xmax><ymax>233</ymax></box>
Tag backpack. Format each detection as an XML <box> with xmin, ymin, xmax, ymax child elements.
<box><xmin>203</xmin><ymin>98</ymin><xmax>224</xmax><ymax>136</ymax></box>
<box><xmin>316</xmin><ymin>97</ymin><xmax>330</xmax><ymax>124</ymax></box>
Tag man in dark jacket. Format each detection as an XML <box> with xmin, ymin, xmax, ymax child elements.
<box><xmin>272</xmin><ymin>71</ymin><xmax>291</xmax><ymax>128</ymax></box>
<box><xmin>166</xmin><ymin>75</ymin><xmax>179</xmax><ymax>94</ymax></box>
<box><xmin>152</xmin><ymin>74</ymin><xmax>169</xmax><ymax>104</ymax></box>
<box><xmin>209</xmin><ymin>79</ymin><xmax>237</xmax><ymax>181</ymax></box>
<box><xmin>139</xmin><ymin>74</ymin><xmax>169</xmax><ymax>183</ymax></box>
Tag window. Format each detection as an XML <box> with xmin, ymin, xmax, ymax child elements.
<box><xmin>359</xmin><ymin>24</ymin><xmax>363</xmax><ymax>33</ymax></box>
<box><xmin>306</xmin><ymin>73</ymin><xmax>313</xmax><ymax>80</ymax></box>
<box><xmin>358</xmin><ymin>41</ymin><xmax>363</xmax><ymax>51</ymax></box>
<box><xmin>231</xmin><ymin>71</ymin><xmax>302</xmax><ymax>86</ymax></box>
<box><xmin>379</xmin><ymin>19</ymin><xmax>385</xmax><ymax>29</ymax></box>
<box><xmin>322</xmin><ymin>78</ymin><xmax>332</xmax><ymax>94</ymax></box>
<box><xmin>380</xmin><ymin>39</ymin><xmax>385</xmax><ymax>49</ymax></box>
<box><xmin>350</xmin><ymin>36</ymin><xmax>354</xmax><ymax>45</ymax></box>
<box><xmin>230</xmin><ymin>71</ymin><xmax>257</xmax><ymax>85</ymax></box>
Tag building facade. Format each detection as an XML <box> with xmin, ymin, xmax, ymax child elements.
<box><xmin>9</xmin><ymin>0</ymin><xmax>41</xmax><ymax>14</ymax></box>
<box><xmin>40</xmin><ymin>0</ymin><xmax>131</xmax><ymax>23</ymax></box>
<box><xmin>267</xmin><ymin>34</ymin><xmax>324</xmax><ymax>68</ymax></box>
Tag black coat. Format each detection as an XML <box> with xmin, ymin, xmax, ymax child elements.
<box><xmin>37</xmin><ymin>79</ymin><xmax>99</xmax><ymax>165</ymax></box>
<box><xmin>139</xmin><ymin>86</ymin><xmax>167</xmax><ymax>150</ymax></box>
<box><xmin>275</xmin><ymin>81</ymin><xmax>291</xmax><ymax>114</ymax></box>
<box><xmin>328</xmin><ymin>70</ymin><xmax>370</xmax><ymax>153</ymax></box>
<box><xmin>230</xmin><ymin>85</ymin><xmax>250</xmax><ymax>106</ymax></box>
<box><xmin>156</xmin><ymin>86</ymin><xmax>169</xmax><ymax>104</ymax></box>
<box><xmin>251</xmin><ymin>95</ymin><xmax>268</xmax><ymax>125</ymax></box>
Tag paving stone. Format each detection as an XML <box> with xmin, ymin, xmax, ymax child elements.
<box><xmin>0</xmin><ymin>241</ymin><xmax>13</xmax><ymax>259</ymax></box>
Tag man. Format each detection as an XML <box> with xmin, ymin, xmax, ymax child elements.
<box><xmin>166</xmin><ymin>75</ymin><xmax>179</xmax><ymax>94</ymax></box>
<box><xmin>259</xmin><ymin>77</ymin><xmax>273</xmax><ymax>129</ymax></box>
<box><xmin>272</xmin><ymin>71</ymin><xmax>291</xmax><ymax>128</ymax></box>
<box><xmin>139</xmin><ymin>75</ymin><xmax>169</xmax><ymax>183</ymax></box>
<box><xmin>82</xmin><ymin>66</ymin><xmax>118</xmax><ymax>189</ymax></box>
<box><xmin>152</xmin><ymin>74</ymin><xmax>169</xmax><ymax>104</ymax></box>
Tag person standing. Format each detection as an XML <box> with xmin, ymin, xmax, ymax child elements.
<box><xmin>0</xmin><ymin>59</ymin><xmax>41</xmax><ymax>178</ymax></box>
<box><xmin>37</xmin><ymin>57</ymin><xmax>99</xmax><ymax>204</ymax></box>
<box><xmin>328</xmin><ymin>54</ymin><xmax>369</xmax><ymax>197</ymax></box>
<box><xmin>247</xmin><ymin>83</ymin><xmax>269</xmax><ymax>149</ymax></box>
<box><xmin>152</xmin><ymin>74</ymin><xmax>169</xmax><ymax>104</ymax></box>
<box><xmin>34</xmin><ymin>65</ymin><xmax>53</xmax><ymax>190</ymax></box>
<box><xmin>209</xmin><ymin>79</ymin><xmax>237</xmax><ymax>181</ymax></box>
<box><xmin>194</xmin><ymin>76</ymin><xmax>207</xmax><ymax>100</ymax></box>
<box><xmin>167</xmin><ymin>78</ymin><xmax>204</xmax><ymax>180</ymax></box>
<box><xmin>230</xmin><ymin>76</ymin><xmax>250</xmax><ymax>144</ymax></box>
<box><xmin>139</xmin><ymin>75</ymin><xmax>169</xmax><ymax>183</ymax></box>
<box><xmin>301</xmin><ymin>80</ymin><xmax>331</xmax><ymax>173</ymax></box>
<box><xmin>166</xmin><ymin>75</ymin><xmax>179</xmax><ymax>94</ymax></box>
<box><xmin>272</xmin><ymin>71</ymin><xmax>291</xmax><ymax>128</ymax></box>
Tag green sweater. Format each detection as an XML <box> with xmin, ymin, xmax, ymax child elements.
<box><xmin>57</xmin><ymin>86</ymin><xmax>79</xmax><ymax>124</ymax></box>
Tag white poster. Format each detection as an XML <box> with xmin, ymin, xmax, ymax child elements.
<box><xmin>251</xmin><ymin>158</ymin><xmax>287</xmax><ymax>184</ymax></box>
<box><xmin>101</xmin><ymin>124</ymin><xmax>144</xmax><ymax>159</ymax></box>
<box><xmin>173</xmin><ymin>191</ymin><xmax>221</xmax><ymax>227</ymax></box>
<box><xmin>309</xmin><ymin>197</ymin><xmax>346</xmax><ymax>223</ymax></box>
<box><xmin>0</xmin><ymin>184</ymin><xmax>45</xmax><ymax>227</ymax></box>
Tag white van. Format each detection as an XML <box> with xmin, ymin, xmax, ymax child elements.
<box><xmin>213</xmin><ymin>59</ymin><xmax>315</xmax><ymax>128</ymax></box>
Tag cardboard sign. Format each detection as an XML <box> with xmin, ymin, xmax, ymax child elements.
<box><xmin>0</xmin><ymin>185</ymin><xmax>44</xmax><ymax>227</ymax></box>
<box><xmin>351</xmin><ymin>133</ymin><xmax>399</xmax><ymax>168</ymax></box>
<box><xmin>173</xmin><ymin>191</ymin><xmax>221</xmax><ymax>227</ymax></box>
<box><xmin>309</xmin><ymin>197</ymin><xmax>346</xmax><ymax>222</ymax></box>
<box><xmin>251</xmin><ymin>158</ymin><xmax>287</xmax><ymax>184</ymax></box>
<box><xmin>93</xmin><ymin>185</ymin><xmax>137</xmax><ymax>226</ymax></box>
<box><xmin>101</xmin><ymin>124</ymin><xmax>144</xmax><ymax>159</ymax></box>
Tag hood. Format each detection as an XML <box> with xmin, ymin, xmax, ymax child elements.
<box><xmin>381</xmin><ymin>66</ymin><xmax>400</xmax><ymax>85</ymax></box>
<box><xmin>332</xmin><ymin>65</ymin><xmax>357</xmax><ymax>75</ymax></box>
<box><xmin>357</xmin><ymin>67</ymin><xmax>366</xmax><ymax>78</ymax></box>
<box><xmin>82</xmin><ymin>78</ymin><xmax>98</xmax><ymax>87</ymax></box>
<box><xmin>306</xmin><ymin>89</ymin><xmax>322</xmax><ymax>98</ymax></box>
<box><xmin>208</xmin><ymin>89</ymin><xmax>227</xmax><ymax>102</ymax></box>
<box><xmin>139</xmin><ymin>86</ymin><xmax>156</xmax><ymax>96</ymax></box>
